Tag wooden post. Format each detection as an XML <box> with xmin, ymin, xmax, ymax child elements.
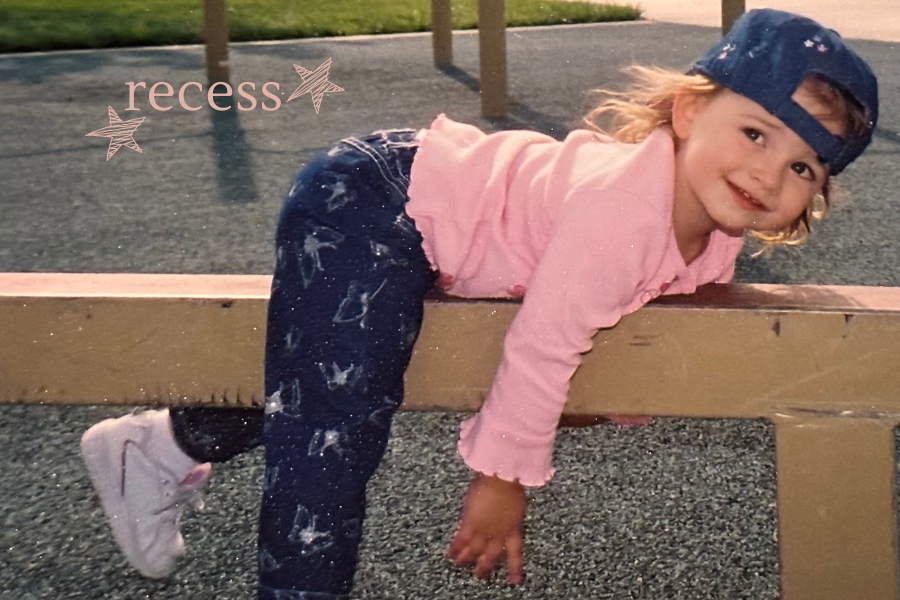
<box><xmin>477</xmin><ymin>0</ymin><xmax>507</xmax><ymax>118</ymax></box>
<box><xmin>204</xmin><ymin>0</ymin><xmax>230</xmax><ymax>84</ymax></box>
<box><xmin>775</xmin><ymin>418</ymin><xmax>900</xmax><ymax>600</ymax></box>
<box><xmin>431</xmin><ymin>0</ymin><xmax>452</xmax><ymax>67</ymax></box>
<box><xmin>721</xmin><ymin>0</ymin><xmax>745</xmax><ymax>35</ymax></box>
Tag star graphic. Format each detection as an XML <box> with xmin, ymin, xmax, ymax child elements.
<box><xmin>288</xmin><ymin>58</ymin><xmax>345</xmax><ymax>114</ymax></box>
<box><xmin>85</xmin><ymin>106</ymin><xmax>145</xmax><ymax>161</ymax></box>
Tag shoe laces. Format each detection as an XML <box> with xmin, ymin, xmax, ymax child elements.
<box><xmin>119</xmin><ymin>433</ymin><xmax>207</xmax><ymax>518</ymax></box>
<box><xmin>153</xmin><ymin>472</ymin><xmax>207</xmax><ymax>517</ymax></box>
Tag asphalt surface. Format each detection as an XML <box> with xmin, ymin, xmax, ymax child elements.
<box><xmin>1</xmin><ymin>20</ymin><xmax>899</xmax><ymax>599</ymax></box>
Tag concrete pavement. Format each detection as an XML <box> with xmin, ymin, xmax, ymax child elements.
<box><xmin>635</xmin><ymin>0</ymin><xmax>900</xmax><ymax>42</ymax></box>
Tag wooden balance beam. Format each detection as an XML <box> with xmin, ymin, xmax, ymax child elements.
<box><xmin>1</xmin><ymin>272</ymin><xmax>898</xmax><ymax>599</ymax></box>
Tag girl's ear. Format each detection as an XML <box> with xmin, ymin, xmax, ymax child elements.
<box><xmin>672</xmin><ymin>93</ymin><xmax>703</xmax><ymax>141</ymax></box>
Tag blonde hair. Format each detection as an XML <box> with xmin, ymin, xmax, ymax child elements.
<box><xmin>582</xmin><ymin>66</ymin><xmax>864</xmax><ymax>247</ymax></box>
<box><xmin>582</xmin><ymin>66</ymin><xmax>720</xmax><ymax>144</ymax></box>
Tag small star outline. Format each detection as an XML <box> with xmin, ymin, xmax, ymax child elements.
<box><xmin>85</xmin><ymin>106</ymin><xmax>145</xmax><ymax>161</ymax></box>
<box><xmin>287</xmin><ymin>58</ymin><xmax>345</xmax><ymax>114</ymax></box>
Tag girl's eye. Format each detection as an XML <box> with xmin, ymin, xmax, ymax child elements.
<box><xmin>743</xmin><ymin>128</ymin><xmax>763</xmax><ymax>143</ymax></box>
<box><xmin>791</xmin><ymin>162</ymin><xmax>816</xmax><ymax>181</ymax></box>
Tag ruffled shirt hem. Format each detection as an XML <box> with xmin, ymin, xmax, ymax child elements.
<box><xmin>457</xmin><ymin>413</ymin><xmax>555</xmax><ymax>487</ymax></box>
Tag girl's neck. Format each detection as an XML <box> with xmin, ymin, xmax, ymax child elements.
<box><xmin>671</xmin><ymin>146</ymin><xmax>718</xmax><ymax>266</ymax></box>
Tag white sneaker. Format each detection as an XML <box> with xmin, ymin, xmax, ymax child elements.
<box><xmin>80</xmin><ymin>409</ymin><xmax>212</xmax><ymax>578</ymax></box>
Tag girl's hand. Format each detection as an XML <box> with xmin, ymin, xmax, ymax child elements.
<box><xmin>447</xmin><ymin>473</ymin><xmax>527</xmax><ymax>584</ymax></box>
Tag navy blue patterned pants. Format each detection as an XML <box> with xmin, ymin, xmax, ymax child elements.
<box><xmin>256</xmin><ymin>130</ymin><xmax>437</xmax><ymax>600</ymax></box>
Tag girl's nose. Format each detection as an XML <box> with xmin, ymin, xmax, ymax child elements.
<box><xmin>751</xmin><ymin>158</ymin><xmax>783</xmax><ymax>194</ymax></box>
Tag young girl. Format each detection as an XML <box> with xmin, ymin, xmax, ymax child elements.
<box><xmin>81</xmin><ymin>9</ymin><xmax>877</xmax><ymax>597</ymax></box>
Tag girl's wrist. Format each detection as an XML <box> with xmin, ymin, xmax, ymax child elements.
<box><xmin>474</xmin><ymin>472</ymin><xmax>526</xmax><ymax>492</ymax></box>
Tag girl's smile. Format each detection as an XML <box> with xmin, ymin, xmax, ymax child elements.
<box><xmin>727</xmin><ymin>181</ymin><xmax>767</xmax><ymax>212</ymax></box>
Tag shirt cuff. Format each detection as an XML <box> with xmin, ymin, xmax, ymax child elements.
<box><xmin>457</xmin><ymin>413</ymin><xmax>556</xmax><ymax>487</ymax></box>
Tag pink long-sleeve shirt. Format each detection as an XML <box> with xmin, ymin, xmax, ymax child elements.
<box><xmin>406</xmin><ymin>115</ymin><xmax>744</xmax><ymax>486</ymax></box>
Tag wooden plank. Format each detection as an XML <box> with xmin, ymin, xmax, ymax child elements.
<box><xmin>0</xmin><ymin>272</ymin><xmax>267</xmax><ymax>299</ymax></box>
<box><xmin>653</xmin><ymin>281</ymin><xmax>900</xmax><ymax>312</ymax></box>
<box><xmin>0</xmin><ymin>293</ymin><xmax>264</xmax><ymax>406</ymax></box>
<box><xmin>5</xmin><ymin>274</ymin><xmax>900</xmax><ymax>419</ymax></box>
<box><xmin>567</xmin><ymin>308</ymin><xmax>900</xmax><ymax>419</ymax></box>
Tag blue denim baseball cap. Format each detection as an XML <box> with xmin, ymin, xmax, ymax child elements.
<box><xmin>692</xmin><ymin>9</ymin><xmax>878</xmax><ymax>175</ymax></box>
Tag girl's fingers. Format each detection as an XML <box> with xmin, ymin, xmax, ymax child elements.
<box><xmin>452</xmin><ymin>547</ymin><xmax>476</xmax><ymax>567</ymax></box>
<box><xmin>505</xmin><ymin>532</ymin><xmax>524</xmax><ymax>585</ymax></box>
<box><xmin>450</xmin><ymin>536</ymin><xmax>485</xmax><ymax>567</ymax></box>
<box><xmin>447</xmin><ymin>529</ymin><xmax>469</xmax><ymax>560</ymax></box>
<box><xmin>473</xmin><ymin>542</ymin><xmax>505</xmax><ymax>579</ymax></box>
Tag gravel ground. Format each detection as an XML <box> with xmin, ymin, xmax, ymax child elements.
<box><xmin>0</xmin><ymin>405</ymin><xmax>779</xmax><ymax>599</ymax></box>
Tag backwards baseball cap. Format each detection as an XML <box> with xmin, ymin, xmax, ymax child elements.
<box><xmin>692</xmin><ymin>9</ymin><xmax>878</xmax><ymax>174</ymax></box>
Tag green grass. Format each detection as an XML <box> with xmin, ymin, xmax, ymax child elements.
<box><xmin>0</xmin><ymin>0</ymin><xmax>641</xmax><ymax>53</ymax></box>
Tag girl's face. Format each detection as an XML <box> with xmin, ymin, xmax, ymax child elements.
<box><xmin>672</xmin><ymin>85</ymin><xmax>846</xmax><ymax>235</ymax></box>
